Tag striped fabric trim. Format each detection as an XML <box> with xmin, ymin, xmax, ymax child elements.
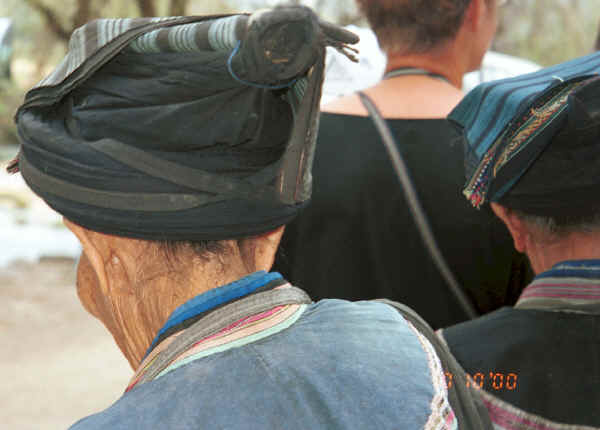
<box><xmin>127</xmin><ymin>303</ymin><xmax>306</xmax><ymax>391</ymax></box>
<box><xmin>35</xmin><ymin>17</ymin><xmax>180</xmax><ymax>88</ymax></box>
<box><xmin>449</xmin><ymin>51</ymin><xmax>600</xmax><ymax>160</ymax></box>
<box><xmin>293</xmin><ymin>77</ymin><xmax>309</xmax><ymax>102</ymax></box>
<box><xmin>127</xmin><ymin>332</ymin><xmax>183</xmax><ymax>392</ymax></box>
<box><xmin>516</xmin><ymin>261</ymin><xmax>600</xmax><ymax>310</ymax></box>
<box><xmin>406</xmin><ymin>321</ymin><xmax>458</xmax><ymax>430</ymax></box>
<box><xmin>285</xmin><ymin>76</ymin><xmax>309</xmax><ymax>116</ymax></box>
<box><xmin>155</xmin><ymin>304</ymin><xmax>306</xmax><ymax>380</ymax></box>
<box><xmin>97</xmin><ymin>18</ymin><xmax>132</xmax><ymax>46</ymax></box>
<box><xmin>545</xmin><ymin>260</ymin><xmax>600</xmax><ymax>274</ymax></box>
<box><xmin>208</xmin><ymin>15</ymin><xmax>240</xmax><ymax>51</ymax></box>
<box><xmin>162</xmin><ymin>304</ymin><xmax>294</xmax><ymax>364</ymax></box>
<box><xmin>40</xmin><ymin>15</ymin><xmax>308</xmax><ymax>119</ymax></box>
<box><xmin>479</xmin><ymin>389</ymin><xmax>599</xmax><ymax>430</ymax></box>
<box><xmin>128</xmin><ymin>16</ymin><xmax>241</xmax><ymax>54</ymax></box>
<box><xmin>149</xmin><ymin>271</ymin><xmax>283</xmax><ymax>351</ymax></box>
<box><xmin>129</xmin><ymin>28</ymin><xmax>161</xmax><ymax>53</ymax></box>
<box><xmin>167</xmin><ymin>23</ymin><xmax>200</xmax><ymax>52</ymax></box>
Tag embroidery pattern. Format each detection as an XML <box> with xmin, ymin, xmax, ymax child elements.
<box><xmin>406</xmin><ymin>321</ymin><xmax>458</xmax><ymax>430</ymax></box>
<box><xmin>463</xmin><ymin>81</ymin><xmax>584</xmax><ymax>209</ymax></box>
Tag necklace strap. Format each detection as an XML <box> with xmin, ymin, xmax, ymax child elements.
<box><xmin>384</xmin><ymin>67</ymin><xmax>450</xmax><ymax>84</ymax></box>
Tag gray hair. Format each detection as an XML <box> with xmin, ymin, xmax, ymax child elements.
<box><xmin>517</xmin><ymin>211</ymin><xmax>600</xmax><ymax>238</ymax></box>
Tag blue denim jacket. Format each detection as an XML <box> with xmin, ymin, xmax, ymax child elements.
<box><xmin>70</xmin><ymin>273</ymin><xmax>451</xmax><ymax>429</ymax></box>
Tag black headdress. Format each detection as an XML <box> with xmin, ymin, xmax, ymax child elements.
<box><xmin>9</xmin><ymin>6</ymin><xmax>358</xmax><ymax>240</ymax></box>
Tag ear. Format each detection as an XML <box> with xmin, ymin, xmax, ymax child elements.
<box><xmin>237</xmin><ymin>225</ymin><xmax>285</xmax><ymax>272</ymax></box>
<box><xmin>75</xmin><ymin>251</ymin><xmax>102</xmax><ymax>318</ymax></box>
<box><xmin>463</xmin><ymin>0</ymin><xmax>486</xmax><ymax>32</ymax></box>
<box><xmin>63</xmin><ymin>218</ymin><xmax>111</xmax><ymax>296</ymax></box>
<box><xmin>490</xmin><ymin>203</ymin><xmax>528</xmax><ymax>253</ymax></box>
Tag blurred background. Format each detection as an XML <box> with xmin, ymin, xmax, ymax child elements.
<box><xmin>0</xmin><ymin>0</ymin><xmax>599</xmax><ymax>429</ymax></box>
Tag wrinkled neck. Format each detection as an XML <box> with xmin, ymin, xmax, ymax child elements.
<box><xmin>526</xmin><ymin>232</ymin><xmax>600</xmax><ymax>275</ymax></box>
<box><xmin>96</xmin><ymin>255</ymin><xmax>252</xmax><ymax>369</ymax></box>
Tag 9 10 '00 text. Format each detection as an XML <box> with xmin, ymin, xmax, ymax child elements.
<box><xmin>444</xmin><ymin>372</ymin><xmax>518</xmax><ymax>391</ymax></box>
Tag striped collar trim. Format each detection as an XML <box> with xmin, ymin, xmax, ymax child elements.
<box><xmin>516</xmin><ymin>260</ymin><xmax>600</xmax><ymax>311</ymax></box>
<box><xmin>153</xmin><ymin>303</ymin><xmax>307</xmax><ymax>382</ymax></box>
<box><xmin>127</xmin><ymin>300</ymin><xmax>307</xmax><ymax>392</ymax></box>
<box><xmin>145</xmin><ymin>271</ymin><xmax>284</xmax><ymax>356</ymax></box>
<box><xmin>127</xmin><ymin>283</ymin><xmax>311</xmax><ymax>392</ymax></box>
<box><xmin>478</xmin><ymin>388</ymin><xmax>599</xmax><ymax>430</ymax></box>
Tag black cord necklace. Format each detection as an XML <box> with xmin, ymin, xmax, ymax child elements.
<box><xmin>384</xmin><ymin>67</ymin><xmax>451</xmax><ymax>85</ymax></box>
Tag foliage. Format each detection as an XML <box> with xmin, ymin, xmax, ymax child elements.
<box><xmin>0</xmin><ymin>81</ymin><xmax>23</xmax><ymax>147</ymax></box>
<box><xmin>20</xmin><ymin>0</ymin><xmax>193</xmax><ymax>42</ymax></box>
<box><xmin>494</xmin><ymin>0</ymin><xmax>600</xmax><ymax>66</ymax></box>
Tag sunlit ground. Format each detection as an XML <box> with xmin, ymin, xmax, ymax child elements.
<box><xmin>0</xmin><ymin>258</ymin><xmax>132</xmax><ymax>429</ymax></box>
<box><xmin>0</xmin><ymin>157</ymin><xmax>131</xmax><ymax>429</ymax></box>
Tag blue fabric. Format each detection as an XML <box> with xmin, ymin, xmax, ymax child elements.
<box><xmin>69</xmin><ymin>299</ymin><xmax>440</xmax><ymax>430</ymax></box>
<box><xmin>534</xmin><ymin>259</ymin><xmax>600</xmax><ymax>280</ymax></box>
<box><xmin>147</xmin><ymin>271</ymin><xmax>282</xmax><ymax>353</ymax></box>
<box><xmin>449</xmin><ymin>51</ymin><xmax>600</xmax><ymax>166</ymax></box>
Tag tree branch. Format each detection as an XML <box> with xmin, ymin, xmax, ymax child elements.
<box><xmin>169</xmin><ymin>0</ymin><xmax>189</xmax><ymax>16</ymax></box>
<box><xmin>73</xmin><ymin>0</ymin><xmax>93</xmax><ymax>29</ymax></box>
<box><xmin>24</xmin><ymin>0</ymin><xmax>71</xmax><ymax>41</ymax></box>
<box><xmin>136</xmin><ymin>0</ymin><xmax>157</xmax><ymax>17</ymax></box>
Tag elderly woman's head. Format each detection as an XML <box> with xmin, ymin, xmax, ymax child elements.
<box><xmin>356</xmin><ymin>0</ymin><xmax>498</xmax><ymax>55</ymax></box>
<box><xmin>12</xmin><ymin>8</ymin><xmax>358</xmax><ymax>367</ymax></box>
<box><xmin>64</xmin><ymin>218</ymin><xmax>284</xmax><ymax>366</ymax></box>
<box><xmin>454</xmin><ymin>66</ymin><xmax>600</xmax><ymax>274</ymax></box>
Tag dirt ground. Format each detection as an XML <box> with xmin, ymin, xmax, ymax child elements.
<box><xmin>0</xmin><ymin>257</ymin><xmax>132</xmax><ymax>430</ymax></box>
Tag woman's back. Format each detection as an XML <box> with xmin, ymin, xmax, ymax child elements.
<box><xmin>276</xmin><ymin>112</ymin><xmax>531</xmax><ymax>328</ymax></box>
<box><xmin>274</xmin><ymin>0</ymin><xmax>523</xmax><ymax>328</ymax></box>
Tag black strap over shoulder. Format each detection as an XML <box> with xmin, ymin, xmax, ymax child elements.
<box><xmin>357</xmin><ymin>91</ymin><xmax>479</xmax><ymax>320</ymax></box>
<box><xmin>376</xmin><ymin>299</ymin><xmax>493</xmax><ymax>430</ymax></box>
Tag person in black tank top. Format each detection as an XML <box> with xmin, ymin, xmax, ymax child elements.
<box><xmin>274</xmin><ymin>0</ymin><xmax>532</xmax><ymax>328</ymax></box>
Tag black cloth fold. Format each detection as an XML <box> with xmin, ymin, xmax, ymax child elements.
<box><xmin>11</xmin><ymin>7</ymin><xmax>358</xmax><ymax>240</ymax></box>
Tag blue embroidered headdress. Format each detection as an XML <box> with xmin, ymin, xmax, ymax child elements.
<box><xmin>449</xmin><ymin>52</ymin><xmax>600</xmax><ymax>210</ymax></box>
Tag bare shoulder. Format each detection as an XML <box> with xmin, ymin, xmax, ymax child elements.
<box><xmin>435</xmin><ymin>87</ymin><xmax>465</xmax><ymax>113</ymax></box>
<box><xmin>321</xmin><ymin>80</ymin><xmax>464</xmax><ymax>119</ymax></box>
<box><xmin>322</xmin><ymin>93</ymin><xmax>369</xmax><ymax>116</ymax></box>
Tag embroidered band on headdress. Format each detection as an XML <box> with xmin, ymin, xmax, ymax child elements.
<box><xmin>462</xmin><ymin>79</ymin><xmax>586</xmax><ymax>208</ymax></box>
<box><xmin>449</xmin><ymin>51</ymin><xmax>600</xmax><ymax>209</ymax></box>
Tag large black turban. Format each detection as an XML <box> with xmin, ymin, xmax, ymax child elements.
<box><xmin>449</xmin><ymin>52</ymin><xmax>600</xmax><ymax>222</ymax></box>
<box><xmin>9</xmin><ymin>6</ymin><xmax>358</xmax><ymax>240</ymax></box>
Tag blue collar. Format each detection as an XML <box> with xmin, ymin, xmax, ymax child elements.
<box><xmin>534</xmin><ymin>259</ymin><xmax>600</xmax><ymax>280</ymax></box>
<box><xmin>516</xmin><ymin>260</ymin><xmax>600</xmax><ymax>312</ymax></box>
<box><xmin>146</xmin><ymin>271</ymin><xmax>283</xmax><ymax>355</ymax></box>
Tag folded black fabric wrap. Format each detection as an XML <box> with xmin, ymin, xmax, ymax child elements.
<box><xmin>10</xmin><ymin>7</ymin><xmax>359</xmax><ymax>240</ymax></box>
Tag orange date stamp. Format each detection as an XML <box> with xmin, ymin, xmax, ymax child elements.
<box><xmin>445</xmin><ymin>371</ymin><xmax>518</xmax><ymax>391</ymax></box>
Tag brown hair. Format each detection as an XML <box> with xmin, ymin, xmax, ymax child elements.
<box><xmin>356</xmin><ymin>0</ymin><xmax>475</xmax><ymax>54</ymax></box>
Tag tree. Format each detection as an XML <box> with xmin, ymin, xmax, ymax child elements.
<box><xmin>23</xmin><ymin>0</ymin><xmax>191</xmax><ymax>43</ymax></box>
<box><xmin>493</xmin><ymin>0</ymin><xmax>597</xmax><ymax>66</ymax></box>
<box><xmin>595</xmin><ymin>19</ymin><xmax>600</xmax><ymax>51</ymax></box>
